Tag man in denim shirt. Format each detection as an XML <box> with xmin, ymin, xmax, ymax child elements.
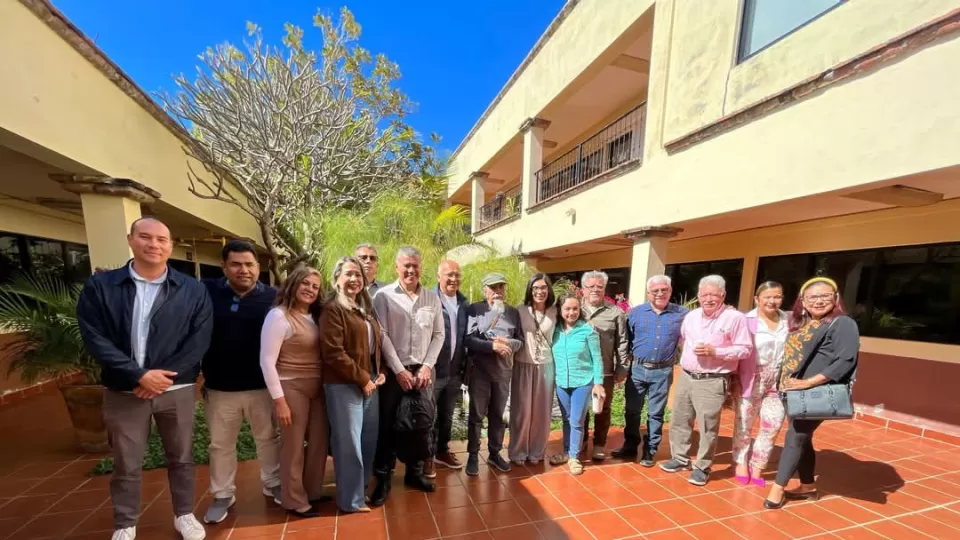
<box><xmin>613</xmin><ymin>274</ymin><xmax>688</xmax><ymax>468</ymax></box>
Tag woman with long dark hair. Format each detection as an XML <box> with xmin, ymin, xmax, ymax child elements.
<box><xmin>509</xmin><ymin>273</ymin><xmax>558</xmax><ymax>466</ymax></box>
<box><xmin>259</xmin><ymin>266</ymin><xmax>328</xmax><ymax>517</ymax></box>
<box><xmin>550</xmin><ymin>292</ymin><xmax>605</xmax><ymax>475</ymax></box>
<box><xmin>764</xmin><ymin>276</ymin><xmax>859</xmax><ymax>509</ymax></box>
<box><xmin>732</xmin><ymin>281</ymin><xmax>788</xmax><ymax>486</ymax></box>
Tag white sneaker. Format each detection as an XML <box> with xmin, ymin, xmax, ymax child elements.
<box><xmin>174</xmin><ymin>514</ymin><xmax>207</xmax><ymax>540</ymax></box>
<box><xmin>112</xmin><ymin>527</ymin><xmax>136</xmax><ymax>540</ymax></box>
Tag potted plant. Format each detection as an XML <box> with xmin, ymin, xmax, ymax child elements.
<box><xmin>0</xmin><ymin>274</ymin><xmax>108</xmax><ymax>453</ymax></box>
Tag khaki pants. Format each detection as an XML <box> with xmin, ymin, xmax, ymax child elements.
<box><xmin>279</xmin><ymin>378</ymin><xmax>328</xmax><ymax>511</ymax></box>
<box><xmin>205</xmin><ymin>389</ymin><xmax>281</xmax><ymax>499</ymax></box>
<box><xmin>668</xmin><ymin>370</ymin><xmax>729</xmax><ymax>471</ymax></box>
<box><xmin>103</xmin><ymin>387</ymin><xmax>196</xmax><ymax>529</ymax></box>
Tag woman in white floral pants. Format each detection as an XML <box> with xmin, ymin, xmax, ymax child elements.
<box><xmin>733</xmin><ymin>282</ymin><xmax>789</xmax><ymax>487</ymax></box>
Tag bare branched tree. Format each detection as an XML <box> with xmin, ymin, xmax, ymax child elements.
<box><xmin>160</xmin><ymin>7</ymin><xmax>439</xmax><ymax>282</ymax></box>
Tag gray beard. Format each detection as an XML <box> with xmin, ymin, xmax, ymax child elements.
<box><xmin>490</xmin><ymin>299</ymin><xmax>505</xmax><ymax>315</ymax></box>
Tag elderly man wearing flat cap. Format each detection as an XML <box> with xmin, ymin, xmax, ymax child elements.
<box><xmin>463</xmin><ymin>272</ymin><xmax>524</xmax><ymax>476</ymax></box>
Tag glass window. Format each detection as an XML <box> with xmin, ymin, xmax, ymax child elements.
<box><xmin>756</xmin><ymin>242</ymin><xmax>960</xmax><ymax>345</ymax></box>
<box><xmin>738</xmin><ymin>0</ymin><xmax>845</xmax><ymax>61</ymax></box>
<box><xmin>545</xmin><ymin>267</ymin><xmax>631</xmax><ymax>300</ymax></box>
<box><xmin>24</xmin><ymin>238</ymin><xmax>66</xmax><ymax>280</ymax></box>
<box><xmin>665</xmin><ymin>259</ymin><xmax>743</xmax><ymax>308</ymax></box>
<box><xmin>0</xmin><ymin>234</ymin><xmax>25</xmax><ymax>284</ymax></box>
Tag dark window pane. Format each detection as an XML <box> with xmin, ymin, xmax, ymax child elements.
<box><xmin>757</xmin><ymin>242</ymin><xmax>960</xmax><ymax>345</ymax></box>
<box><xmin>199</xmin><ymin>264</ymin><xmax>222</xmax><ymax>280</ymax></box>
<box><xmin>739</xmin><ymin>0</ymin><xmax>844</xmax><ymax>61</ymax></box>
<box><xmin>666</xmin><ymin>259</ymin><xmax>743</xmax><ymax>307</ymax></box>
<box><xmin>25</xmin><ymin>238</ymin><xmax>65</xmax><ymax>280</ymax></box>
<box><xmin>0</xmin><ymin>234</ymin><xmax>24</xmax><ymax>284</ymax></box>
<box><xmin>64</xmin><ymin>243</ymin><xmax>91</xmax><ymax>284</ymax></box>
<box><xmin>168</xmin><ymin>259</ymin><xmax>195</xmax><ymax>278</ymax></box>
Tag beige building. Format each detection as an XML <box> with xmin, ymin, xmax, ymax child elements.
<box><xmin>0</xmin><ymin>0</ymin><xmax>266</xmax><ymax>393</ymax></box>
<box><xmin>447</xmin><ymin>0</ymin><xmax>960</xmax><ymax>434</ymax></box>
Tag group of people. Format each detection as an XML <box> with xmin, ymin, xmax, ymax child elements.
<box><xmin>76</xmin><ymin>217</ymin><xmax>860</xmax><ymax>540</ymax></box>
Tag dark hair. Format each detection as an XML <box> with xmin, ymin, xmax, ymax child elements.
<box><xmin>523</xmin><ymin>273</ymin><xmax>556</xmax><ymax>307</ymax></box>
<box><xmin>755</xmin><ymin>280</ymin><xmax>783</xmax><ymax>296</ymax></box>
<box><xmin>221</xmin><ymin>239</ymin><xmax>257</xmax><ymax>262</ymax></box>
<box><xmin>275</xmin><ymin>266</ymin><xmax>325</xmax><ymax>322</ymax></box>
<box><xmin>788</xmin><ymin>277</ymin><xmax>847</xmax><ymax>332</ymax></box>
<box><xmin>556</xmin><ymin>291</ymin><xmax>584</xmax><ymax>325</ymax></box>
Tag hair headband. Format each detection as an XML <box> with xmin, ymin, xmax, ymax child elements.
<box><xmin>800</xmin><ymin>276</ymin><xmax>838</xmax><ymax>293</ymax></box>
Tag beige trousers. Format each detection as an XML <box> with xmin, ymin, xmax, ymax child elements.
<box><xmin>205</xmin><ymin>389</ymin><xmax>281</xmax><ymax>499</ymax></box>
<box><xmin>279</xmin><ymin>378</ymin><xmax>328</xmax><ymax>511</ymax></box>
<box><xmin>668</xmin><ymin>370</ymin><xmax>729</xmax><ymax>472</ymax></box>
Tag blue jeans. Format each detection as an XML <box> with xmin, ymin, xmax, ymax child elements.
<box><xmin>556</xmin><ymin>385</ymin><xmax>592</xmax><ymax>457</ymax></box>
<box><xmin>325</xmin><ymin>384</ymin><xmax>378</xmax><ymax>512</ymax></box>
<box><xmin>623</xmin><ymin>364</ymin><xmax>674</xmax><ymax>454</ymax></box>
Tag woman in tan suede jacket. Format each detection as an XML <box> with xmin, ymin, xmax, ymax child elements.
<box><xmin>319</xmin><ymin>256</ymin><xmax>384</xmax><ymax>513</ymax></box>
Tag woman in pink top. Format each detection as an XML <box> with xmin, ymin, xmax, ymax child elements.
<box><xmin>732</xmin><ymin>281</ymin><xmax>789</xmax><ymax>487</ymax></box>
<box><xmin>259</xmin><ymin>266</ymin><xmax>328</xmax><ymax>518</ymax></box>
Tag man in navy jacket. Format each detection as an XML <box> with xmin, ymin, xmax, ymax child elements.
<box><xmin>429</xmin><ymin>259</ymin><xmax>469</xmax><ymax>475</ymax></box>
<box><xmin>77</xmin><ymin>217</ymin><xmax>212</xmax><ymax>540</ymax></box>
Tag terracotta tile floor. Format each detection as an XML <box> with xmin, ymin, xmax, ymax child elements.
<box><xmin>2</xmin><ymin>393</ymin><xmax>960</xmax><ymax>539</ymax></box>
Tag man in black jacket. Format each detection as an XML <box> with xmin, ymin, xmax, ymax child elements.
<box><xmin>429</xmin><ymin>259</ymin><xmax>469</xmax><ymax>475</ymax></box>
<box><xmin>464</xmin><ymin>273</ymin><xmax>523</xmax><ymax>476</ymax></box>
<box><xmin>77</xmin><ymin>217</ymin><xmax>212</xmax><ymax>540</ymax></box>
<box><xmin>201</xmin><ymin>240</ymin><xmax>279</xmax><ymax>524</ymax></box>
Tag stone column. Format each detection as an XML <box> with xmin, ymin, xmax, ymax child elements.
<box><xmin>50</xmin><ymin>175</ymin><xmax>161</xmax><ymax>271</ymax></box>
<box><xmin>623</xmin><ymin>226</ymin><xmax>682</xmax><ymax>305</ymax></box>
<box><xmin>738</xmin><ymin>254</ymin><xmax>760</xmax><ymax>311</ymax></box>
<box><xmin>519</xmin><ymin>117</ymin><xmax>551</xmax><ymax>212</ymax></box>
<box><xmin>470</xmin><ymin>171</ymin><xmax>489</xmax><ymax>234</ymax></box>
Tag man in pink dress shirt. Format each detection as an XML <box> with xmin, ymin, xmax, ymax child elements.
<box><xmin>660</xmin><ymin>275</ymin><xmax>753</xmax><ymax>486</ymax></box>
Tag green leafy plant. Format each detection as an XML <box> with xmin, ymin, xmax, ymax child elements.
<box><xmin>90</xmin><ymin>400</ymin><xmax>257</xmax><ymax>475</ymax></box>
<box><xmin>0</xmin><ymin>274</ymin><xmax>99</xmax><ymax>385</ymax></box>
<box><xmin>306</xmin><ymin>187</ymin><xmax>532</xmax><ymax>304</ymax></box>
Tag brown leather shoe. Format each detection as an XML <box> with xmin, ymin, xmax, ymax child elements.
<box><xmin>434</xmin><ymin>452</ymin><xmax>463</xmax><ymax>469</ymax></box>
<box><xmin>423</xmin><ymin>459</ymin><xmax>437</xmax><ymax>478</ymax></box>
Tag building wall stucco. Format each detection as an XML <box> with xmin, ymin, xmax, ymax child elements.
<box><xmin>447</xmin><ymin>0</ymin><xmax>656</xmax><ymax>198</ymax></box>
<box><xmin>475</xmin><ymin>33</ymin><xmax>960</xmax><ymax>256</ymax></box>
<box><xmin>663</xmin><ymin>0</ymin><xmax>960</xmax><ymax>144</ymax></box>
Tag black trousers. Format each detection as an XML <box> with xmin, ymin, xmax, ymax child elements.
<box><xmin>467</xmin><ymin>374</ymin><xmax>510</xmax><ymax>455</ymax></box>
<box><xmin>373</xmin><ymin>365</ymin><xmax>433</xmax><ymax>477</ymax></box>
<box><xmin>775</xmin><ymin>418</ymin><xmax>823</xmax><ymax>487</ymax></box>
<box><xmin>433</xmin><ymin>376</ymin><xmax>461</xmax><ymax>455</ymax></box>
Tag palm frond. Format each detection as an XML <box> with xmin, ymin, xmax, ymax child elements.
<box><xmin>0</xmin><ymin>273</ymin><xmax>98</xmax><ymax>385</ymax></box>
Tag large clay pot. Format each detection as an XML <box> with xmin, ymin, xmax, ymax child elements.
<box><xmin>59</xmin><ymin>384</ymin><xmax>110</xmax><ymax>453</ymax></box>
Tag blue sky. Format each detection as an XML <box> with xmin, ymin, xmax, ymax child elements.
<box><xmin>51</xmin><ymin>0</ymin><xmax>566</xmax><ymax>155</ymax></box>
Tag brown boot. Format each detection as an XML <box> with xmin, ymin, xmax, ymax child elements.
<box><xmin>423</xmin><ymin>459</ymin><xmax>437</xmax><ymax>479</ymax></box>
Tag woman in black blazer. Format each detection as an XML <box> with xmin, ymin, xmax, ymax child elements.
<box><xmin>764</xmin><ymin>276</ymin><xmax>859</xmax><ymax>509</ymax></box>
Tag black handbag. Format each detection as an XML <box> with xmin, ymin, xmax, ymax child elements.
<box><xmin>783</xmin><ymin>377</ymin><xmax>855</xmax><ymax>420</ymax></box>
<box><xmin>782</xmin><ymin>319</ymin><xmax>857</xmax><ymax>421</ymax></box>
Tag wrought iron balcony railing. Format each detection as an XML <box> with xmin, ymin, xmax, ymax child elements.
<box><xmin>534</xmin><ymin>103</ymin><xmax>646</xmax><ymax>205</ymax></box>
<box><xmin>477</xmin><ymin>185</ymin><xmax>522</xmax><ymax>231</ymax></box>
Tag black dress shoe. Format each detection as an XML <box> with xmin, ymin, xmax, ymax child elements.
<box><xmin>370</xmin><ymin>475</ymin><xmax>392</xmax><ymax>507</ymax></box>
<box><xmin>784</xmin><ymin>490</ymin><xmax>819</xmax><ymax>501</ymax></box>
<box><xmin>290</xmin><ymin>506</ymin><xmax>322</xmax><ymax>518</ymax></box>
<box><xmin>611</xmin><ymin>446</ymin><xmax>638</xmax><ymax>460</ymax></box>
<box><xmin>404</xmin><ymin>473</ymin><xmax>437</xmax><ymax>493</ymax></box>
<box><xmin>763</xmin><ymin>496</ymin><xmax>786</xmax><ymax>510</ymax></box>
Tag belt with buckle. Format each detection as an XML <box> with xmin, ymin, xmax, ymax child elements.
<box><xmin>640</xmin><ymin>361</ymin><xmax>673</xmax><ymax>370</ymax></box>
<box><xmin>683</xmin><ymin>369</ymin><xmax>730</xmax><ymax>380</ymax></box>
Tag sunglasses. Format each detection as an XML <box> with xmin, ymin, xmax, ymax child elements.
<box><xmin>357</xmin><ymin>255</ymin><xmax>378</xmax><ymax>262</ymax></box>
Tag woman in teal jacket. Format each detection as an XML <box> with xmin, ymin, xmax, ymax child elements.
<box><xmin>549</xmin><ymin>292</ymin><xmax>606</xmax><ymax>474</ymax></box>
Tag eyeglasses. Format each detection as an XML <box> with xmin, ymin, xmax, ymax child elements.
<box><xmin>584</xmin><ymin>285</ymin><xmax>604</xmax><ymax>290</ymax></box>
<box><xmin>803</xmin><ymin>293</ymin><xmax>836</xmax><ymax>302</ymax></box>
<box><xmin>532</xmin><ymin>285</ymin><xmax>549</xmax><ymax>292</ymax></box>
<box><xmin>230</xmin><ymin>295</ymin><xmax>241</xmax><ymax>312</ymax></box>
<box><xmin>357</xmin><ymin>255</ymin><xmax>378</xmax><ymax>262</ymax></box>
<box><xmin>648</xmin><ymin>288</ymin><xmax>670</xmax><ymax>296</ymax></box>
